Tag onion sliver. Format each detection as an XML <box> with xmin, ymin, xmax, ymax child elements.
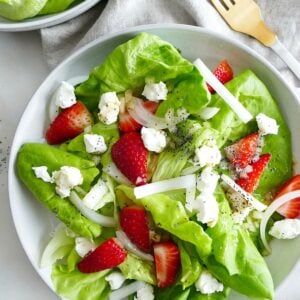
<box><xmin>198</xmin><ymin>107</ymin><xmax>220</xmax><ymax>120</ymax></box>
<box><xmin>134</xmin><ymin>174</ymin><xmax>196</xmax><ymax>199</ymax></box>
<box><xmin>103</xmin><ymin>163</ymin><xmax>132</xmax><ymax>185</ymax></box>
<box><xmin>194</xmin><ymin>58</ymin><xmax>253</xmax><ymax>123</ymax></box>
<box><xmin>128</xmin><ymin>97</ymin><xmax>169</xmax><ymax>129</ymax></box>
<box><xmin>221</xmin><ymin>174</ymin><xmax>266</xmax><ymax>211</ymax></box>
<box><xmin>260</xmin><ymin>190</ymin><xmax>300</xmax><ymax>253</ymax></box>
<box><xmin>109</xmin><ymin>281</ymin><xmax>145</xmax><ymax>300</ymax></box>
<box><xmin>69</xmin><ymin>191</ymin><xmax>116</xmax><ymax>227</ymax></box>
<box><xmin>116</xmin><ymin>230</ymin><xmax>154</xmax><ymax>261</ymax></box>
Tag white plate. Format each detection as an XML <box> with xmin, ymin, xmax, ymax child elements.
<box><xmin>0</xmin><ymin>0</ymin><xmax>101</xmax><ymax>32</ymax></box>
<box><xmin>8</xmin><ymin>24</ymin><xmax>300</xmax><ymax>299</ymax></box>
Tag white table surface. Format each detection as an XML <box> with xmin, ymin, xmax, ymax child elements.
<box><xmin>0</xmin><ymin>30</ymin><xmax>299</xmax><ymax>300</ymax></box>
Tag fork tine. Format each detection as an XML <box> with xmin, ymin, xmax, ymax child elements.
<box><xmin>210</xmin><ymin>0</ymin><xmax>228</xmax><ymax>17</ymax></box>
<box><xmin>223</xmin><ymin>0</ymin><xmax>234</xmax><ymax>8</ymax></box>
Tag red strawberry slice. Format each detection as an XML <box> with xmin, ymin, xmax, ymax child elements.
<box><xmin>207</xmin><ymin>59</ymin><xmax>234</xmax><ymax>93</ymax></box>
<box><xmin>236</xmin><ymin>153</ymin><xmax>271</xmax><ymax>193</ymax></box>
<box><xmin>78</xmin><ymin>238</ymin><xmax>127</xmax><ymax>273</ymax></box>
<box><xmin>120</xmin><ymin>206</ymin><xmax>151</xmax><ymax>253</ymax></box>
<box><xmin>111</xmin><ymin>132</ymin><xmax>148</xmax><ymax>185</ymax></box>
<box><xmin>225</xmin><ymin>132</ymin><xmax>259</xmax><ymax>169</ymax></box>
<box><xmin>275</xmin><ymin>175</ymin><xmax>300</xmax><ymax>218</ymax></box>
<box><xmin>46</xmin><ymin>101</ymin><xmax>93</xmax><ymax>144</ymax></box>
<box><xmin>119</xmin><ymin>101</ymin><xmax>159</xmax><ymax>132</ymax></box>
<box><xmin>153</xmin><ymin>241</ymin><xmax>180</xmax><ymax>288</ymax></box>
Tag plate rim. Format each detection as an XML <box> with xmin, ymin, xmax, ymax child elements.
<box><xmin>8</xmin><ymin>23</ymin><xmax>300</xmax><ymax>296</ymax></box>
<box><xmin>0</xmin><ymin>0</ymin><xmax>101</xmax><ymax>32</ymax></box>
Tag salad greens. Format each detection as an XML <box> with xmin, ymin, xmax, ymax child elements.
<box><xmin>0</xmin><ymin>0</ymin><xmax>81</xmax><ymax>21</ymax></box>
<box><xmin>16</xmin><ymin>32</ymin><xmax>295</xmax><ymax>300</ymax></box>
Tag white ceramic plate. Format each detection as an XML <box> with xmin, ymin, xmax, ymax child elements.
<box><xmin>8</xmin><ymin>24</ymin><xmax>300</xmax><ymax>299</ymax></box>
<box><xmin>0</xmin><ymin>0</ymin><xmax>101</xmax><ymax>32</ymax></box>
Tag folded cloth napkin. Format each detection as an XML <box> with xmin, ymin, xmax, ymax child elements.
<box><xmin>41</xmin><ymin>0</ymin><xmax>300</xmax><ymax>87</ymax></box>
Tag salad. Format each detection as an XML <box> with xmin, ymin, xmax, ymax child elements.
<box><xmin>16</xmin><ymin>32</ymin><xmax>300</xmax><ymax>300</ymax></box>
<box><xmin>0</xmin><ymin>0</ymin><xmax>83</xmax><ymax>21</ymax></box>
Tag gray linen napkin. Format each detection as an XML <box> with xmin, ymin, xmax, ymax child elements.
<box><xmin>41</xmin><ymin>0</ymin><xmax>300</xmax><ymax>87</ymax></box>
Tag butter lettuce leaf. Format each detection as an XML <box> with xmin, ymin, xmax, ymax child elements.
<box><xmin>116</xmin><ymin>185</ymin><xmax>212</xmax><ymax>257</ymax></box>
<box><xmin>0</xmin><ymin>0</ymin><xmax>47</xmax><ymax>21</ymax></box>
<box><xmin>75</xmin><ymin>32</ymin><xmax>210</xmax><ymax>113</ymax></box>
<box><xmin>17</xmin><ymin>143</ymin><xmax>101</xmax><ymax>239</ymax></box>
<box><xmin>204</xmin><ymin>187</ymin><xmax>274</xmax><ymax>299</ymax></box>
<box><xmin>38</xmin><ymin>0</ymin><xmax>78</xmax><ymax>15</ymax></box>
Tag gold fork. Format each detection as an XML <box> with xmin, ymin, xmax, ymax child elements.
<box><xmin>210</xmin><ymin>0</ymin><xmax>300</xmax><ymax>80</ymax></box>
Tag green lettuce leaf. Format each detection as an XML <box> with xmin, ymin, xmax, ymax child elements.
<box><xmin>116</xmin><ymin>185</ymin><xmax>212</xmax><ymax>257</ymax></box>
<box><xmin>0</xmin><ymin>0</ymin><xmax>47</xmax><ymax>21</ymax></box>
<box><xmin>38</xmin><ymin>0</ymin><xmax>78</xmax><ymax>15</ymax></box>
<box><xmin>155</xmin><ymin>285</ymin><xmax>191</xmax><ymax>300</ymax></box>
<box><xmin>17</xmin><ymin>143</ymin><xmax>101</xmax><ymax>239</ymax></box>
<box><xmin>118</xmin><ymin>253</ymin><xmax>156</xmax><ymax>285</ymax></box>
<box><xmin>204</xmin><ymin>187</ymin><xmax>274</xmax><ymax>299</ymax></box>
<box><xmin>75</xmin><ymin>32</ymin><xmax>210</xmax><ymax>113</ymax></box>
<box><xmin>208</xmin><ymin>70</ymin><xmax>292</xmax><ymax>198</ymax></box>
<box><xmin>188</xmin><ymin>285</ymin><xmax>230</xmax><ymax>300</ymax></box>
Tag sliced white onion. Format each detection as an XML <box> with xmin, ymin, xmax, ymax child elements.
<box><xmin>103</xmin><ymin>162</ymin><xmax>132</xmax><ymax>185</ymax></box>
<box><xmin>198</xmin><ymin>107</ymin><xmax>220</xmax><ymax>120</ymax></box>
<box><xmin>127</xmin><ymin>97</ymin><xmax>169</xmax><ymax>129</ymax></box>
<box><xmin>194</xmin><ymin>58</ymin><xmax>253</xmax><ymax>123</ymax></box>
<box><xmin>69</xmin><ymin>191</ymin><xmax>116</xmax><ymax>227</ymax></box>
<box><xmin>221</xmin><ymin>174</ymin><xmax>267</xmax><ymax>211</ymax></box>
<box><xmin>260</xmin><ymin>190</ymin><xmax>300</xmax><ymax>253</ymax></box>
<box><xmin>116</xmin><ymin>230</ymin><xmax>154</xmax><ymax>261</ymax></box>
<box><xmin>109</xmin><ymin>281</ymin><xmax>145</xmax><ymax>300</ymax></box>
<box><xmin>134</xmin><ymin>174</ymin><xmax>196</xmax><ymax>199</ymax></box>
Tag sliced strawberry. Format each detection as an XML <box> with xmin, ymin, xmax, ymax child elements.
<box><xmin>225</xmin><ymin>132</ymin><xmax>259</xmax><ymax>169</ymax></box>
<box><xmin>153</xmin><ymin>241</ymin><xmax>180</xmax><ymax>288</ymax></box>
<box><xmin>46</xmin><ymin>101</ymin><xmax>93</xmax><ymax>144</ymax></box>
<box><xmin>78</xmin><ymin>238</ymin><xmax>127</xmax><ymax>273</ymax></box>
<box><xmin>111</xmin><ymin>132</ymin><xmax>148</xmax><ymax>185</ymax></box>
<box><xmin>120</xmin><ymin>206</ymin><xmax>151</xmax><ymax>253</ymax></box>
<box><xmin>207</xmin><ymin>59</ymin><xmax>234</xmax><ymax>93</ymax></box>
<box><xmin>236</xmin><ymin>153</ymin><xmax>271</xmax><ymax>193</ymax></box>
<box><xmin>119</xmin><ymin>101</ymin><xmax>159</xmax><ymax>132</ymax></box>
<box><xmin>275</xmin><ymin>175</ymin><xmax>300</xmax><ymax>218</ymax></box>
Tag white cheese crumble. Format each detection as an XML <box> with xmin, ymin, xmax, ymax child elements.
<box><xmin>256</xmin><ymin>113</ymin><xmax>279</xmax><ymax>136</ymax></box>
<box><xmin>52</xmin><ymin>81</ymin><xmax>76</xmax><ymax>109</ymax></box>
<box><xmin>269</xmin><ymin>219</ymin><xmax>300</xmax><ymax>239</ymax></box>
<box><xmin>32</xmin><ymin>166</ymin><xmax>53</xmax><ymax>183</ymax></box>
<box><xmin>197</xmin><ymin>167</ymin><xmax>219</xmax><ymax>194</ymax></box>
<box><xmin>195</xmin><ymin>270</ymin><xmax>224</xmax><ymax>294</ymax></box>
<box><xmin>75</xmin><ymin>237</ymin><xmax>96</xmax><ymax>258</ymax></box>
<box><xmin>52</xmin><ymin>166</ymin><xmax>83</xmax><ymax>198</ymax></box>
<box><xmin>141</xmin><ymin>127</ymin><xmax>167</xmax><ymax>153</ymax></box>
<box><xmin>82</xmin><ymin>179</ymin><xmax>109</xmax><ymax>210</ymax></box>
<box><xmin>142</xmin><ymin>81</ymin><xmax>168</xmax><ymax>101</ymax></box>
<box><xmin>83</xmin><ymin>134</ymin><xmax>107</xmax><ymax>154</ymax></box>
<box><xmin>134</xmin><ymin>283</ymin><xmax>155</xmax><ymax>300</ymax></box>
<box><xmin>98</xmin><ymin>92</ymin><xmax>120</xmax><ymax>124</ymax></box>
<box><xmin>105</xmin><ymin>271</ymin><xmax>126</xmax><ymax>290</ymax></box>
<box><xmin>195</xmin><ymin>145</ymin><xmax>222</xmax><ymax>167</ymax></box>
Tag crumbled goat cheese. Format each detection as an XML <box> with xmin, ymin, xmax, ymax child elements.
<box><xmin>52</xmin><ymin>166</ymin><xmax>83</xmax><ymax>198</ymax></box>
<box><xmin>75</xmin><ymin>237</ymin><xmax>96</xmax><ymax>257</ymax></box>
<box><xmin>84</xmin><ymin>134</ymin><xmax>107</xmax><ymax>154</ymax></box>
<box><xmin>195</xmin><ymin>145</ymin><xmax>221</xmax><ymax>167</ymax></box>
<box><xmin>105</xmin><ymin>271</ymin><xmax>126</xmax><ymax>290</ymax></box>
<box><xmin>141</xmin><ymin>127</ymin><xmax>167</xmax><ymax>153</ymax></box>
<box><xmin>134</xmin><ymin>283</ymin><xmax>155</xmax><ymax>300</ymax></box>
<box><xmin>269</xmin><ymin>219</ymin><xmax>300</xmax><ymax>239</ymax></box>
<box><xmin>98</xmin><ymin>92</ymin><xmax>120</xmax><ymax>124</ymax></box>
<box><xmin>195</xmin><ymin>270</ymin><xmax>224</xmax><ymax>294</ymax></box>
<box><xmin>197</xmin><ymin>166</ymin><xmax>219</xmax><ymax>194</ymax></box>
<box><xmin>52</xmin><ymin>81</ymin><xmax>76</xmax><ymax>109</ymax></box>
<box><xmin>256</xmin><ymin>113</ymin><xmax>279</xmax><ymax>135</ymax></box>
<box><xmin>32</xmin><ymin>166</ymin><xmax>53</xmax><ymax>183</ymax></box>
<box><xmin>142</xmin><ymin>81</ymin><xmax>168</xmax><ymax>101</ymax></box>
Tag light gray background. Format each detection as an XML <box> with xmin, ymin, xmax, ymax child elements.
<box><xmin>0</xmin><ymin>31</ymin><xmax>299</xmax><ymax>300</ymax></box>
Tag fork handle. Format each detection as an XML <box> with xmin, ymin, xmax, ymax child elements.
<box><xmin>271</xmin><ymin>39</ymin><xmax>300</xmax><ymax>80</ymax></box>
